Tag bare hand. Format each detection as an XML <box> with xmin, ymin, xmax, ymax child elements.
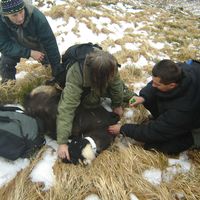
<box><xmin>129</xmin><ymin>96</ymin><xmax>145</xmax><ymax>107</ymax></box>
<box><xmin>113</xmin><ymin>106</ymin><xmax>123</xmax><ymax>118</ymax></box>
<box><xmin>108</xmin><ymin>124</ymin><xmax>121</xmax><ymax>135</ymax></box>
<box><xmin>57</xmin><ymin>144</ymin><xmax>70</xmax><ymax>160</ymax></box>
<box><xmin>30</xmin><ymin>50</ymin><xmax>45</xmax><ymax>62</ymax></box>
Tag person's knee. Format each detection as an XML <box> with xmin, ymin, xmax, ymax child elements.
<box><xmin>144</xmin><ymin>134</ymin><xmax>194</xmax><ymax>155</ymax></box>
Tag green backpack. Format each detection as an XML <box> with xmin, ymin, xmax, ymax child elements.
<box><xmin>0</xmin><ymin>105</ymin><xmax>45</xmax><ymax>160</ymax></box>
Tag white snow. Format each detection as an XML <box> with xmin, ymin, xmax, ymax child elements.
<box><xmin>84</xmin><ymin>194</ymin><xmax>101</xmax><ymax>200</ymax></box>
<box><xmin>0</xmin><ymin>157</ymin><xmax>30</xmax><ymax>188</ymax></box>
<box><xmin>142</xmin><ymin>168</ymin><xmax>162</xmax><ymax>185</ymax></box>
<box><xmin>29</xmin><ymin>147</ymin><xmax>57</xmax><ymax>191</ymax></box>
<box><xmin>142</xmin><ymin>152</ymin><xmax>192</xmax><ymax>185</ymax></box>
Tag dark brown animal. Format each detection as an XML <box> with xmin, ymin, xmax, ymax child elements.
<box><xmin>24</xmin><ymin>85</ymin><xmax>120</xmax><ymax>164</ymax></box>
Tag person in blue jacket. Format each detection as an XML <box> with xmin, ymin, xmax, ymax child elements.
<box><xmin>0</xmin><ymin>0</ymin><xmax>63</xmax><ymax>83</ymax></box>
<box><xmin>108</xmin><ymin>59</ymin><xmax>200</xmax><ymax>154</ymax></box>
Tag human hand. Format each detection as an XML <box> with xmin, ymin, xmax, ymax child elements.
<box><xmin>129</xmin><ymin>96</ymin><xmax>145</xmax><ymax>107</ymax></box>
<box><xmin>30</xmin><ymin>50</ymin><xmax>45</xmax><ymax>62</ymax></box>
<box><xmin>57</xmin><ymin>144</ymin><xmax>70</xmax><ymax>160</ymax></box>
<box><xmin>113</xmin><ymin>106</ymin><xmax>123</xmax><ymax>118</ymax></box>
<box><xmin>108</xmin><ymin>124</ymin><xmax>121</xmax><ymax>135</ymax></box>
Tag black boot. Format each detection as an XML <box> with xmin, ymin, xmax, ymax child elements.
<box><xmin>0</xmin><ymin>55</ymin><xmax>20</xmax><ymax>83</ymax></box>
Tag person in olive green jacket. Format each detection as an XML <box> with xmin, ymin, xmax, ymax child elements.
<box><xmin>0</xmin><ymin>0</ymin><xmax>63</xmax><ymax>83</ymax></box>
<box><xmin>57</xmin><ymin>50</ymin><xmax>126</xmax><ymax>160</ymax></box>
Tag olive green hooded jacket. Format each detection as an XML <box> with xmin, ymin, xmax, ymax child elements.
<box><xmin>56</xmin><ymin>62</ymin><xmax>123</xmax><ymax>144</ymax></box>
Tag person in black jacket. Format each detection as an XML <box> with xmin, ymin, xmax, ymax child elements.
<box><xmin>108</xmin><ymin>59</ymin><xmax>200</xmax><ymax>154</ymax></box>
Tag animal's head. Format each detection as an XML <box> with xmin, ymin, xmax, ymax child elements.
<box><xmin>23</xmin><ymin>85</ymin><xmax>61</xmax><ymax>139</ymax></box>
<box><xmin>62</xmin><ymin>137</ymin><xmax>97</xmax><ymax>165</ymax></box>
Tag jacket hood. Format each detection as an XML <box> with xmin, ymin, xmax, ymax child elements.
<box><xmin>22</xmin><ymin>0</ymin><xmax>34</xmax><ymax>27</ymax></box>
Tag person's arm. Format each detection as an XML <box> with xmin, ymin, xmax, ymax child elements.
<box><xmin>0</xmin><ymin>20</ymin><xmax>31</xmax><ymax>58</ymax></box>
<box><xmin>56</xmin><ymin>63</ymin><xmax>83</xmax><ymax>159</ymax></box>
<box><xmin>120</xmin><ymin>110</ymin><xmax>192</xmax><ymax>143</ymax></box>
<box><xmin>57</xmin><ymin>144</ymin><xmax>70</xmax><ymax>160</ymax></box>
<box><xmin>139</xmin><ymin>81</ymin><xmax>157</xmax><ymax>105</ymax></box>
<box><xmin>33</xmin><ymin>8</ymin><xmax>62</xmax><ymax>77</ymax></box>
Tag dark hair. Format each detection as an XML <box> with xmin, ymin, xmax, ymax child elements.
<box><xmin>85</xmin><ymin>50</ymin><xmax>117</xmax><ymax>94</ymax></box>
<box><xmin>152</xmin><ymin>59</ymin><xmax>183</xmax><ymax>84</ymax></box>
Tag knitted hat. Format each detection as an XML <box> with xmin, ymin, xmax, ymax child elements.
<box><xmin>1</xmin><ymin>0</ymin><xmax>25</xmax><ymax>15</ymax></box>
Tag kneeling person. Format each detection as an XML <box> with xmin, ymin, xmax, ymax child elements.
<box><xmin>57</xmin><ymin>50</ymin><xmax>131</xmax><ymax>161</ymax></box>
<box><xmin>109</xmin><ymin>59</ymin><xmax>200</xmax><ymax>154</ymax></box>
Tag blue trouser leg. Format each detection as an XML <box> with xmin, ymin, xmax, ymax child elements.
<box><xmin>0</xmin><ymin>55</ymin><xmax>20</xmax><ymax>83</ymax></box>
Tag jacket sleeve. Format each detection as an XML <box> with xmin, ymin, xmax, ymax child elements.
<box><xmin>108</xmin><ymin>69</ymin><xmax>123</xmax><ymax>108</ymax></box>
<box><xmin>139</xmin><ymin>81</ymin><xmax>157</xmax><ymax>103</ymax></box>
<box><xmin>33</xmin><ymin>8</ymin><xmax>62</xmax><ymax>76</ymax></box>
<box><xmin>120</xmin><ymin>109</ymin><xmax>191</xmax><ymax>143</ymax></box>
<box><xmin>0</xmin><ymin>20</ymin><xmax>30</xmax><ymax>58</ymax></box>
<box><xmin>56</xmin><ymin>63</ymin><xmax>83</xmax><ymax>144</ymax></box>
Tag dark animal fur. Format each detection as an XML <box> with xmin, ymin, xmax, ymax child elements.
<box><xmin>72</xmin><ymin>106</ymin><xmax>119</xmax><ymax>152</ymax></box>
<box><xmin>24</xmin><ymin>85</ymin><xmax>120</xmax><ymax>162</ymax></box>
<box><xmin>24</xmin><ymin>89</ymin><xmax>61</xmax><ymax>139</ymax></box>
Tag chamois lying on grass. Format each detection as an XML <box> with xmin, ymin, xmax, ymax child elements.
<box><xmin>24</xmin><ymin>85</ymin><xmax>120</xmax><ymax>165</ymax></box>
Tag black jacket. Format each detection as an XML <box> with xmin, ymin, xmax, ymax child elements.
<box><xmin>121</xmin><ymin>61</ymin><xmax>200</xmax><ymax>145</ymax></box>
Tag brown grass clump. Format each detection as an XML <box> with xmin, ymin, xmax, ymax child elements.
<box><xmin>1</xmin><ymin>144</ymin><xmax>200</xmax><ymax>200</ymax></box>
<box><xmin>0</xmin><ymin>60</ymin><xmax>51</xmax><ymax>104</ymax></box>
<box><xmin>45</xmin><ymin>5</ymin><xmax>66</xmax><ymax>18</ymax></box>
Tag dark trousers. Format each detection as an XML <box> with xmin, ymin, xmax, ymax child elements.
<box><xmin>0</xmin><ymin>55</ymin><xmax>20</xmax><ymax>83</ymax></box>
<box><xmin>144</xmin><ymin>132</ymin><xmax>194</xmax><ymax>155</ymax></box>
<box><xmin>0</xmin><ymin>53</ymin><xmax>49</xmax><ymax>83</ymax></box>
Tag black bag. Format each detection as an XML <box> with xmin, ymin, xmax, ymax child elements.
<box><xmin>62</xmin><ymin>42</ymin><xmax>102</xmax><ymax>74</ymax></box>
<box><xmin>0</xmin><ymin>105</ymin><xmax>45</xmax><ymax>160</ymax></box>
<box><xmin>55</xmin><ymin>42</ymin><xmax>102</xmax><ymax>88</ymax></box>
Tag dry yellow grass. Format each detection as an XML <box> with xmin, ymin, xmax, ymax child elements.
<box><xmin>0</xmin><ymin>0</ymin><xmax>200</xmax><ymax>199</ymax></box>
<box><xmin>1</xmin><ymin>144</ymin><xmax>200</xmax><ymax>200</ymax></box>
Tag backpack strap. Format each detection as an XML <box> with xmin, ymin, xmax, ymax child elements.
<box><xmin>0</xmin><ymin>105</ymin><xmax>24</xmax><ymax>112</ymax></box>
